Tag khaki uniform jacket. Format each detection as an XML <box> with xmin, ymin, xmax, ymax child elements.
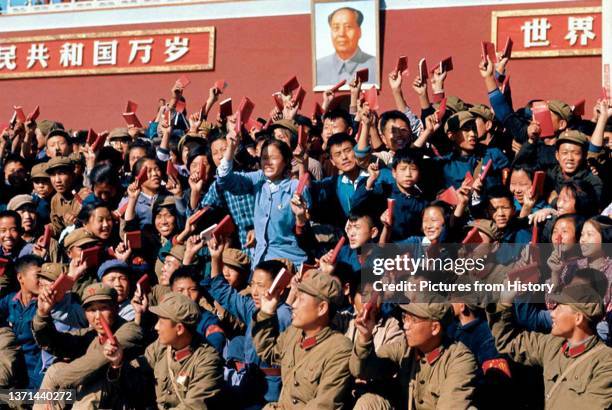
<box><xmin>345</xmin><ymin>316</ymin><xmax>404</xmax><ymax>353</ymax></box>
<box><xmin>0</xmin><ymin>326</ymin><xmax>22</xmax><ymax>388</ymax></box>
<box><xmin>32</xmin><ymin>313</ymin><xmax>143</xmax><ymax>388</ymax></box>
<box><xmin>488</xmin><ymin>303</ymin><xmax>612</xmax><ymax>410</ymax></box>
<box><xmin>111</xmin><ymin>337</ymin><xmax>224</xmax><ymax>409</ymax></box>
<box><xmin>50</xmin><ymin>191</ymin><xmax>84</xmax><ymax>237</ymax></box>
<box><xmin>252</xmin><ymin>311</ymin><xmax>353</xmax><ymax>409</ymax></box>
<box><xmin>349</xmin><ymin>336</ymin><xmax>478</xmax><ymax>410</ymax></box>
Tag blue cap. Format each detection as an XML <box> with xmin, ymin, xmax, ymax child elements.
<box><xmin>97</xmin><ymin>259</ymin><xmax>131</xmax><ymax>280</ymax></box>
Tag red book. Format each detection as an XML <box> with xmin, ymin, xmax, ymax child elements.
<box><xmin>530</xmin><ymin>170</ymin><xmax>545</xmax><ymax>198</ymax></box>
<box><xmin>86</xmin><ymin>128</ymin><xmax>98</xmax><ymax>146</ymax></box>
<box><xmin>572</xmin><ymin>99</ymin><xmax>585</xmax><ymax>117</ymax></box>
<box><xmin>90</xmin><ymin>132</ymin><xmax>107</xmax><ymax>152</ymax></box>
<box><xmin>50</xmin><ymin>273</ymin><xmax>75</xmax><ymax>301</ymax></box>
<box><xmin>268</xmin><ymin>267</ymin><xmax>291</xmax><ymax>294</ymax></box>
<box><xmin>122</xmin><ymin>112</ymin><xmax>143</xmax><ymax>128</ymax></box>
<box><xmin>462</xmin><ymin>227</ymin><xmax>483</xmax><ymax>244</ymax></box>
<box><xmin>99</xmin><ymin>316</ymin><xmax>118</xmax><ymax>346</ymax></box>
<box><xmin>136</xmin><ymin>274</ymin><xmax>151</xmax><ymax>295</ymax></box>
<box><xmin>282</xmin><ymin>76</ymin><xmax>300</xmax><ymax>95</ymax></box>
<box><xmin>481</xmin><ymin>41</ymin><xmax>497</xmax><ymax>65</ymax></box>
<box><xmin>439</xmin><ymin>56</ymin><xmax>453</xmax><ymax>72</ymax></box>
<box><xmin>297</xmin><ymin>125</ymin><xmax>307</xmax><ymax>148</ymax></box>
<box><xmin>531</xmin><ymin>223</ymin><xmax>539</xmax><ymax>244</ymax></box>
<box><xmin>272</xmin><ymin>93</ymin><xmax>285</xmax><ymax>111</ymax></box>
<box><xmin>507</xmin><ymin>263</ymin><xmax>540</xmax><ymax>283</ymax></box>
<box><xmin>175</xmin><ymin>100</ymin><xmax>186</xmax><ymax>113</ymax></box>
<box><xmin>387</xmin><ymin>198</ymin><xmax>395</xmax><ymax>224</ymax></box>
<box><xmin>363</xmin><ymin>291</ymin><xmax>379</xmax><ymax>318</ymax></box>
<box><xmin>330</xmin><ymin>79</ymin><xmax>347</xmax><ymax>93</ymax></box>
<box><xmin>214</xmin><ymin>79</ymin><xmax>227</xmax><ymax>93</ymax></box>
<box><xmin>479</xmin><ymin>159</ymin><xmax>493</xmax><ymax>182</ymax></box>
<box><xmin>213</xmin><ymin>215</ymin><xmax>236</xmax><ymax>240</ymax></box>
<box><xmin>188</xmin><ymin>208</ymin><xmax>208</xmax><ymax>226</ymax></box>
<box><xmin>176</xmin><ymin>74</ymin><xmax>191</xmax><ymax>88</ymax></box>
<box><xmin>364</xmin><ymin>86</ymin><xmax>379</xmax><ymax>111</ymax></box>
<box><xmin>13</xmin><ymin>106</ymin><xmax>26</xmax><ymax>123</ymax></box>
<box><xmin>501</xmin><ymin>37</ymin><xmax>513</xmax><ymax>59</ymax></box>
<box><xmin>163</xmin><ymin>108</ymin><xmax>171</xmax><ymax>125</ymax></box>
<box><xmin>166</xmin><ymin>161</ymin><xmax>179</xmax><ymax>181</ymax></box>
<box><xmin>291</xmin><ymin>87</ymin><xmax>306</xmax><ymax>109</ymax></box>
<box><xmin>355</xmin><ymin>121</ymin><xmax>363</xmax><ymax>140</ymax></box>
<box><xmin>124</xmin><ymin>231</ymin><xmax>142</xmax><ymax>249</ymax></box>
<box><xmin>81</xmin><ymin>246</ymin><xmax>102</xmax><ymax>268</ymax></box>
<box><xmin>234</xmin><ymin>111</ymin><xmax>243</xmax><ymax>135</ymax></box>
<box><xmin>42</xmin><ymin>224</ymin><xmax>52</xmax><ymax>248</ymax></box>
<box><xmin>418</xmin><ymin>58</ymin><xmax>428</xmax><ymax>82</ymax></box>
<box><xmin>115</xmin><ymin>202</ymin><xmax>129</xmax><ymax>218</ymax></box>
<box><xmin>501</xmin><ymin>75</ymin><xmax>511</xmax><ymax>96</ymax></box>
<box><xmin>435</xmin><ymin>97</ymin><xmax>447</xmax><ymax>121</ymax></box>
<box><xmin>329</xmin><ymin>236</ymin><xmax>346</xmax><ymax>265</ymax></box>
<box><xmin>219</xmin><ymin>98</ymin><xmax>232</xmax><ymax>118</ymax></box>
<box><xmin>238</xmin><ymin>97</ymin><xmax>255</xmax><ymax>122</ymax></box>
<box><xmin>437</xmin><ymin>186</ymin><xmax>459</xmax><ymax>206</ymax></box>
<box><xmin>125</xmin><ymin>100</ymin><xmax>138</xmax><ymax>113</ymax></box>
<box><xmin>532</xmin><ymin>103</ymin><xmax>555</xmax><ymax>138</ymax></box>
<box><xmin>313</xmin><ymin>101</ymin><xmax>324</xmax><ymax>118</ymax></box>
<box><xmin>199</xmin><ymin>224</ymin><xmax>217</xmax><ymax>241</ymax></box>
<box><xmin>355</xmin><ymin>68</ymin><xmax>369</xmax><ymax>83</ymax></box>
<box><xmin>27</xmin><ymin>105</ymin><xmax>40</xmax><ymax>122</ymax></box>
<box><xmin>246</xmin><ymin>118</ymin><xmax>262</xmax><ymax>132</ymax></box>
<box><xmin>0</xmin><ymin>258</ymin><xmax>8</xmax><ymax>277</ymax></box>
<box><xmin>295</xmin><ymin>173</ymin><xmax>310</xmax><ymax>196</ymax></box>
<box><xmin>603</xmin><ymin>86</ymin><xmax>610</xmax><ymax>103</ymax></box>
<box><xmin>136</xmin><ymin>165</ymin><xmax>148</xmax><ymax>186</ymax></box>
<box><xmin>396</xmin><ymin>55</ymin><xmax>408</xmax><ymax>74</ymax></box>
<box><xmin>198</xmin><ymin>158</ymin><xmax>207</xmax><ymax>180</ymax></box>
<box><xmin>464</xmin><ymin>171</ymin><xmax>474</xmax><ymax>186</ymax></box>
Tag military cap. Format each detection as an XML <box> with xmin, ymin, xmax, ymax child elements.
<box><xmin>31</xmin><ymin>163</ymin><xmax>50</xmax><ymax>179</ymax></box>
<box><xmin>37</xmin><ymin>120</ymin><xmax>62</xmax><ymax>136</ymax></box>
<box><xmin>97</xmin><ymin>259</ymin><xmax>131</xmax><ymax>281</ymax></box>
<box><xmin>38</xmin><ymin>263</ymin><xmax>66</xmax><ymax>282</ymax></box>
<box><xmin>153</xmin><ymin>196</ymin><xmax>177</xmax><ymax>215</ymax></box>
<box><xmin>468</xmin><ymin>219</ymin><xmax>499</xmax><ymax>241</ymax></box>
<box><xmin>177</xmin><ymin>135</ymin><xmax>206</xmax><ymax>156</ymax></box>
<box><xmin>268</xmin><ymin>119</ymin><xmax>298</xmax><ymax>137</ymax></box>
<box><xmin>7</xmin><ymin>194</ymin><xmax>35</xmax><ymax>211</ymax></box>
<box><xmin>468</xmin><ymin>104</ymin><xmax>494</xmax><ymax>122</ymax></box>
<box><xmin>549</xmin><ymin>284</ymin><xmax>604</xmax><ymax>322</ymax></box>
<box><xmin>108</xmin><ymin>127</ymin><xmax>130</xmax><ymax>141</ymax></box>
<box><xmin>63</xmin><ymin>228</ymin><xmax>99</xmax><ymax>250</ymax></box>
<box><xmin>400</xmin><ymin>293</ymin><xmax>453</xmax><ymax>325</ymax></box>
<box><xmin>434</xmin><ymin>96</ymin><xmax>468</xmax><ymax>114</ymax></box>
<box><xmin>46</xmin><ymin>128</ymin><xmax>71</xmax><ymax>142</ymax></box>
<box><xmin>297</xmin><ymin>270</ymin><xmax>343</xmax><ymax>306</ymax></box>
<box><xmin>556</xmin><ymin>129</ymin><xmax>588</xmax><ymax>148</ymax></box>
<box><xmin>161</xmin><ymin>244</ymin><xmax>186</xmax><ymax>263</ymax></box>
<box><xmin>69</xmin><ymin>152</ymin><xmax>85</xmax><ymax>166</ymax></box>
<box><xmin>45</xmin><ymin>156</ymin><xmax>74</xmax><ymax>173</ymax></box>
<box><xmin>222</xmin><ymin>248</ymin><xmax>251</xmax><ymax>275</ymax></box>
<box><xmin>82</xmin><ymin>283</ymin><xmax>117</xmax><ymax>307</ymax></box>
<box><xmin>547</xmin><ymin>100</ymin><xmax>572</xmax><ymax>122</ymax></box>
<box><xmin>149</xmin><ymin>292</ymin><xmax>200</xmax><ymax>326</ymax></box>
<box><xmin>444</xmin><ymin>111</ymin><xmax>477</xmax><ymax>133</ymax></box>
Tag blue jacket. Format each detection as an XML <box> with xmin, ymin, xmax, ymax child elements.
<box><xmin>196</xmin><ymin>308</ymin><xmax>226</xmax><ymax>354</ymax></box>
<box><xmin>204</xmin><ymin>275</ymin><xmax>292</xmax><ymax>403</ymax></box>
<box><xmin>310</xmin><ymin>173</ymin><xmax>367</xmax><ymax>228</ymax></box>
<box><xmin>448</xmin><ymin>316</ymin><xmax>501</xmax><ymax>366</ymax></box>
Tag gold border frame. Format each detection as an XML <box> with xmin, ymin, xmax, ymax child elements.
<box><xmin>0</xmin><ymin>26</ymin><xmax>215</xmax><ymax>79</ymax></box>
<box><xmin>491</xmin><ymin>7</ymin><xmax>601</xmax><ymax>58</ymax></box>
<box><xmin>310</xmin><ymin>0</ymin><xmax>380</xmax><ymax>92</ymax></box>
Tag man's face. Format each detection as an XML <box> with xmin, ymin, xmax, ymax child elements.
<box><xmin>172</xmin><ymin>277</ymin><xmax>200</xmax><ymax>303</ymax></box>
<box><xmin>155</xmin><ymin>317</ymin><xmax>180</xmax><ymax>345</ymax></box>
<box><xmin>93</xmin><ymin>182</ymin><xmax>118</xmax><ymax>203</ymax></box>
<box><xmin>142</xmin><ymin>161</ymin><xmax>162</xmax><ymax>191</ymax></box>
<box><xmin>392</xmin><ymin>162</ymin><xmax>419</xmax><ymax>190</ymax></box>
<box><xmin>453</xmin><ymin>124</ymin><xmax>478</xmax><ymax>152</ymax></box>
<box><xmin>345</xmin><ymin>217</ymin><xmax>376</xmax><ymax>249</ymax></box>
<box><xmin>552</xmin><ymin>219</ymin><xmax>576</xmax><ymax>245</ymax></box>
<box><xmin>161</xmin><ymin>255</ymin><xmax>181</xmax><ymax>285</ymax></box>
<box><xmin>129</xmin><ymin>147</ymin><xmax>147</xmax><ymax>170</ymax></box>
<box><xmin>188</xmin><ymin>156</ymin><xmax>212</xmax><ymax>185</ymax></box>
<box><xmin>291</xmin><ymin>291</ymin><xmax>325</xmax><ymax>329</ymax></box>
<box><xmin>0</xmin><ymin>216</ymin><xmax>20</xmax><ymax>252</ymax></box>
<box><xmin>45</xmin><ymin>136</ymin><xmax>71</xmax><ymax>158</ymax></box>
<box><xmin>211</xmin><ymin>139</ymin><xmax>228</xmax><ymax>167</ymax></box>
<box><xmin>489</xmin><ymin>197</ymin><xmax>514</xmax><ymax>229</ymax></box>
<box><xmin>474</xmin><ymin>117</ymin><xmax>491</xmax><ymax>140</ymax></box>
<box><xmin>322</xmin><ymin>118</ymin><xmax>349</xmax><ymax>141</ymax></box>
<box><xmin>18</xmin><ymin>264</ymin><xmax>41</xmax><ymax>295</ymax></box>
<box><xmin>4</xmin><ymin>161</ymin><xmax>27</xmax><ymax>187</ymax></box>
<box><xmin>222</xmin><ymin>265</ymin><xmax>244</xmax><ymax>289</ymax></box>
<box><xmin>550</xmin><ymin>304</ymin><xmax>578</xmax><ymax>337</ymax></box>
<box><xmin>17</xmin><ymin>206</ymin><xmax>37</xmax><ymax>234</ymax></box>
<box><xmin>382</xmin><ymin>119</ymin><xmax>411</xmax><ymax>151</ymax></box>
<box><xmin>250</xmin><ymin>269</ymin><xmax>273</xmax><ymax>310</ymax></box>
<box><xmin>32</xmin><ymin>178</ymin><xmax>54</xmax><ymax>199</ymax></box>
<box><xmin>556</xmin><ymin>143</ymin><xmax>583</xmax><ymax>174</ymax></box>
<box><xmin>509</xmin><ymin>170</ymin><xmax>531</xmax><ymax>205</ymax></box>
<box><xmin>85</xmin><ymin>301</ymin><xmax>116</xmax><ymax>336</ymax></box>
<box><xmin>329</xmin><ymin>9</ymin><xmax>361</xmax><ymax>58</ymax></box>
<box><xmin>402</xmin><ymin>312</ymin><xmax>438</xmax><ymax>348</ymax></box>
<box><xmin>110</xmin><ymin>139</ymin><xmax>130</xmax><ymax>155</ymax></box>
<box><xmin>329</xmin><ymin>141</ymin><xmax>357</xmax><ymax>173</ymax></box>
<box><xmin>101</xmin><ymin>271</ymin><xmax>130</xmax><ymax>303</ymax></box>
<box><xmin>155</xmin><ymin>208</ymin><xmax>176</xmax><ymax>238</ymax></box>
<box><xmin>556</xmin><ymin>187</ymin><xmax>576</xmax><ymax>215</ymax></box>
<box><xmin>49</xmin><ymin>169</ymin><xmax>74</xmax><ymax>194</ymax></box>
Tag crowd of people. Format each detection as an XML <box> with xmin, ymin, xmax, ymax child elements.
<box><xmin>0</xmin><ymin>50</ymin><xmax>610</xmax><ymax>410</ymax></box>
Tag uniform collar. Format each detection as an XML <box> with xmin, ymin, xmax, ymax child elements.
<box><xmin>561</xmin><ymin>336</ymin><xmax>597</xmax><ymax>358</ymax></box>
<box><xmin>172</xmin><ymin>345</ymin><xmax>194</xmax><ymax>362</ymax></box>
<box><xmin>300</xmin><ymin>326</ymin><xmax>333</xmax><ymax>350</ymax></box>
<box><xmin>416</xmin><ymin>344</ymin><xmax>445</xmax><ymax>365</ymax></box>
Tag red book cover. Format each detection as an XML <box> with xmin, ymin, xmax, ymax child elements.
<box><xmin>122</xmin><ymin>112</ymin><xmax>143</xmax><ymax>128</ymax></box>
<box><xmin>603</xmin><ymin>86</ymin><xmax>610</xmax><ymax>103</ymax></box>
<box><xmin>136</xmin><ymin>274</ymin><xmax>151</xmax><ymax>295</ymax></box>
<box><xmin>435</xmin><ymin>97</ymin><xmax>447</xmax><ymax>121</ymax></box>
<box><xmin>479</xmin><ymin>159</ymin><xmax>493</xmax><ymax>182</ymax></box>
<box><xmin>291</xmin><ymin>87</ymin><xmax>306</xmax><ymax>109</ymax></box>
<box><xmin>166</xmin><ymin>161</ymin><xmax>179</xmax><ymax>181</ymax></box>
<box><xmin>0</xmin><ymin>258</ymin><xmax>8</xmax><ymax>277</ymax></box>
<box><xmin>176</xmin><ymin>74</ymin><xmax>191</xmax><ymax>88</ymax></box>
<box><xmin>437</xmin><ymin>186</ymin><xmax>459</xmax><ymax>206</ymax></box>
<box><xmin>42</xmin><ymin>224</ymin><xmax>52</xmax><ymax>248</ymax></box>
<box><xmin>13</xmin><ymin>106</ymin><xmax>26</xmax><ymax>123</ymax></box>
<box><xmin>501</xmin><ymin>37</ymin><xmax>513</xmax><ymax>59</ymax></box>
<box><xmin>329</xmin><ymin>236</ymin><xmax>346</xmax><ymax>264</ymax></box>
<box><xmin>86</xmin><ymin>128</ymin><xmax>98</xmax><ymax>146</ymax></box>
<box><xmin>99</xmin><ymin>316</ymin><xmax>118</xmax><ymax>345</ymax></box>
<box><xmin>188</xmin><ymin>208</ymin><xmax>207</xmax><ymax>226</ymax></box>
<box><xmin>175</xmin><ymin>100</ymin><xmax>186</xmax><ymax>113</ymax></box>
<box><xmin>219</xmin><ymin>98</ymin><xmax>232</xmax><ymax>118</ymax></box>
<box><xmin>313</xmin><ymin>102</ymin><xmax>324</xmax><ymax>118</ymax></box>
<box><xmin>115</xmin><ymin>202</ymin><xmax>129</xmax><ymax>218</ymax></box>
<box><xmin>418</xmin><ymin>58</ymin><xmax>428</xmax><ymax>82</ymax></box>
<box><xmin>481</xmin><ymin>41</ymin><xmax>497</xmax><ymax>65</ymax></box>
<box><xmin>355</xmin><ymin>68</ymin><xmax>369</xmax><ymax>83</ymax></box>
<box><xmin>124</xmin><ymin>231</ymin><xmax>142</xmax><ymax>249</ymax></box>
<box><xmin>295</xmin><ymin>173</ymin><xmax>310</xmax><ymax>196</ymax></box>
<box><xmin>213</xmin><ymin>215</ymin><xmax>236</xmax><ymax>240</ymax></box>
<box><xmin>268</xmin><ymin>267</ymin><xmax>291</xmax><ymax>294</ymax></box>
<box><xmin>531</xmin><ymin>223</ymin><xmax>539</xmax><ymax>244</ymax></box>
<box><xmin>198</xmin><ymin>158</ymin><xmax>207</xmax><ymax>180</ymax></box>
<box><xmin>363</xmin><ymin>291</ymin><xmax>379</xmax><ymax>318</ymax></box>
<box><xmin>246</xmin><ymin>118</ymin><xmax>262</xmax><ymax>132</ymax></box>
<box><xmin>282</xmin><ymin>76</ymin><xmax>300</xmax><ymax>94</ymax></box>
<box><xmin>396</xmin><ymin>56</ymin><xmax>408</xmax><ymax>74</ymax></box>
<box><xmin>462</xmin><ymin>227</ymin><xmax>483</xmax><ymax>244</ymax></box>
<box><xmin>238</xmin><ymin>97</ymin><xmax>255</xmax><ymax>122</ymax></box>
<box><xmin>297</xmin><ymin>125</ymin><xmax>307</xmax><ymax>148</ymax></box>
<box><xmin>364</xmin><ymin>86</ymin><xmax>379</xmax><ymax>111</ymax></box>
<box><xmin>530</xmin><ymin>170</ymin><xmax>545</xmax><ymax>198</ymax></box>
<box><xmin>572</xmin><ymin>99</ymin><xmax>585</xmax><ymax>117</ymax></box>
<box><xmin>27</xmin><ymin>105</ymin><xmax>40</xmax><ymax>122</ymax></box>
<box><xmin>387</xmin><ymin>198</ymin><xmax>395</xmax><ymax>224</ymax></box>
<box><xmin>81</xmin><ymin>246</ymin><xmax>102</xmax><ymax>268</ymax></box>
<box><xmin>136</xmin><ymin>165</ymin><xmax>148</xmax><ymax>186</ymax></box>
<box><xmin>50</xmin><ymin>273</ymin><xmax>75</xmax><ymax>301</ymax></box>
<box><xmin>532</xmin><ymin>103</ymin><xmax>555</xmax><ymax>138</ymax></box>
<box><xmin>439</xmin><ymin>56</ymin><xmax>453</xmax><ymax>72</ymax></box>
<box><xmin>330</xmin><ymin>79</ymin><xmax>347</xmax><ymax>93</ymax></box>
<box><xmin>501</xmin><ymin>75</ymin><xmax>511</xmax><ymax>96</ymax></box>
<box><xmin>90</xmin><ymin>132</ymin><xmax>107</xmax><ymax>152</ymax></box>
<box><xmin>125</xmin><ymin>100</ymin><xmax>138</xmax><ymax>113</ymax></box>
<box><xmin>464</xmin><ymin>171</ymin><xmax>474</xmax><ymax>186</ymax></box>
<box><xmin>272</xmin><ymin>93</ymin><xmax>285</xmax><ymax>111</ymax></box>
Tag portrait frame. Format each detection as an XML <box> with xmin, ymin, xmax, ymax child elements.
<box><xmin>311</xmin><ymin>0</ymin><xmax>380</xmax><ymax>92</ymax></box>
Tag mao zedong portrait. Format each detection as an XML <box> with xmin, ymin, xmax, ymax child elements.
<box><xmin>316</xmin><ymin>6</ymin><xmax>376</xmax><ymax>85</ymax></box>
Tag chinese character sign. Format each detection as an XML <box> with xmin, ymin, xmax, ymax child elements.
<box><xmin>492</xmin><ymin>7</ymin><xmax>601</xmax><ymax>58</ymax></box>
<box><xmin>0</xmin><ymin>27</ymin><xmax>215</xmax><ymax>79</ymax></box>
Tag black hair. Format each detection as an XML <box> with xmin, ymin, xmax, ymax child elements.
<box><xmin>558</xmin><ymin>181</ymin><xmax>598</xmax><ymax>218</ymax></box>
<box><xmin>14</xmin><ymin>254</ymin><xmax>43</xmax><ymax>274</ymax></box>
<box><xmin>422</xmin><ymin>201</ymin><xmax>451</xmax><ymax>226</ymax></box>
<box><xmin>89</xmin><ymin>163</ymin><xmax>120</xmax><ymax>188</ymax></box>
<box><xmin>295</xmin><ymin>115</ymin><xmax>313</xmax><ymax>130</ymax></box>
<box><xmin>0</xmin><ymin>210</ymin><xmax>21</xmax><ymax>230</ymax></box>
<box><xmin>323</xmin><ymin>109</ymin><xmax>352</xmax><ymax>130</ymax></box>
<box><xmin>571</xmin><ymin>268</ymin><xmax>609</xmax><ymax>299</ymax></box>
<box><xmin>510</xmin><ymin>164</ymin><xmax>537</xmax><ymax>181</ymax></box>
<box><xmin>553</xmin><ymin>213</ymin><xmax>586</xmax><ymax>242</ymax></box>
<box><xmin>170</xmin><ymin>266</ymin><xmax>201</xmax><ymax>287</ymax></box>
<box><xmin>584</xmin><ymin>215</ymin><xmax>612</xmax><ymax>243</ymax></box>
<box><xmin>4</xmin><ymin>154</ymin><xmax>26</xmax><ymax>168</ymax></box>
<box><xmin>186</xmin><ymin>145</ymin><xmax>213</xmax><ymax>171</ymax></box>
<box><xmin>486</xmin><ymin>185</ymin><xmax>514</xmax><ymax>205</ymax></box>
<box><xmin>328</xmin><ymin>6</ymin><xmax>364</xmax><ymax>26</ymax></box>
<box><xmin>132</xmin><ymin>157</ymin><xmax>163</xmax><ymax>182</ymax></box>
<box><xmin>348</xmin><ymin>204</ymin><xmax>380</xmax><ymax>231</ymax></box>
<box><xmin>96</xmin><ymin>146</ymin><xmax>124</xmax><ymax>171</ymax></box>
<box><xmin>254</xmin><ymin>259</ymin><xmax>287</xmax><ymax>281</ymax></box>
<box><xmin>391</xmin><ymin>147</ymin><xmax>422</xmax><ymax>170</ymax></box>
<box><xmin>260</xmin><ymin>139</ymin><xmax>293</xmax><ymax>176</ymax></box>
<box><xmin>77</xmin><ymin>202</ymin><xmax>111</xmax><ymax>226</ymax></box>
<box><xmin>326</xmin><ymin>132</ymin><xmax>356</xmax><ymax>155</ymax></box>
<box><xmin>380</xmin><ymin>110</ymin><xmax>410</xmax><ymax>133</ymax></box>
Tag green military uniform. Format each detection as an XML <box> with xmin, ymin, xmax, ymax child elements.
<box><xmin>33</xmin><ymin>284</ymin><xmax>143</xmax><ymax>409</ymax></box>
<box><xmin>47</xmin><ymin>157</ymin><xmax>84</xmax><ymax>237</ymax></box>
<box><xmin>109</xmin><ymin>292</ymin><xmax>224</xmax><ymax>409</ymax></box>
<box><xmin>62</xmin><ymin>228</ymin><xmax>101</xmax><ymax>299</ymax></box>
<box><xmin>252</xmin><ymin>270</ymin><xmax>353</xmax><ymax>409</ymax></box>
<box><xmin>0</xmin><ymin>326</ymin><xmax>22</xmax><ymax>388</ymax></box>
<box><xmin>349</xmin><ymin>299</ymin><xmax>478</xmax><ymax>410</ymax></box>
<box><xmin>487</xmin><ymin>285</ymin><xmax>612</xmax><ymax>410</ymax></box>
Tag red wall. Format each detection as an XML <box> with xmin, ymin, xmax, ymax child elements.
<box><xmin>0</xmin><ymin>0</ymin><xmax>602</xmax><ymax>130</ymax></box>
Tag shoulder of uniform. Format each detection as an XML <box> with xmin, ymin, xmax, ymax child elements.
<box><xmin>327</xmin><ymin>332</ymin><xmax>353</xmax><ymax>351</ymax></box>
<box><xmin>445</xmin><ymin>342</ymin><xmax>478</xmax><ymax>367</ymax></box>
